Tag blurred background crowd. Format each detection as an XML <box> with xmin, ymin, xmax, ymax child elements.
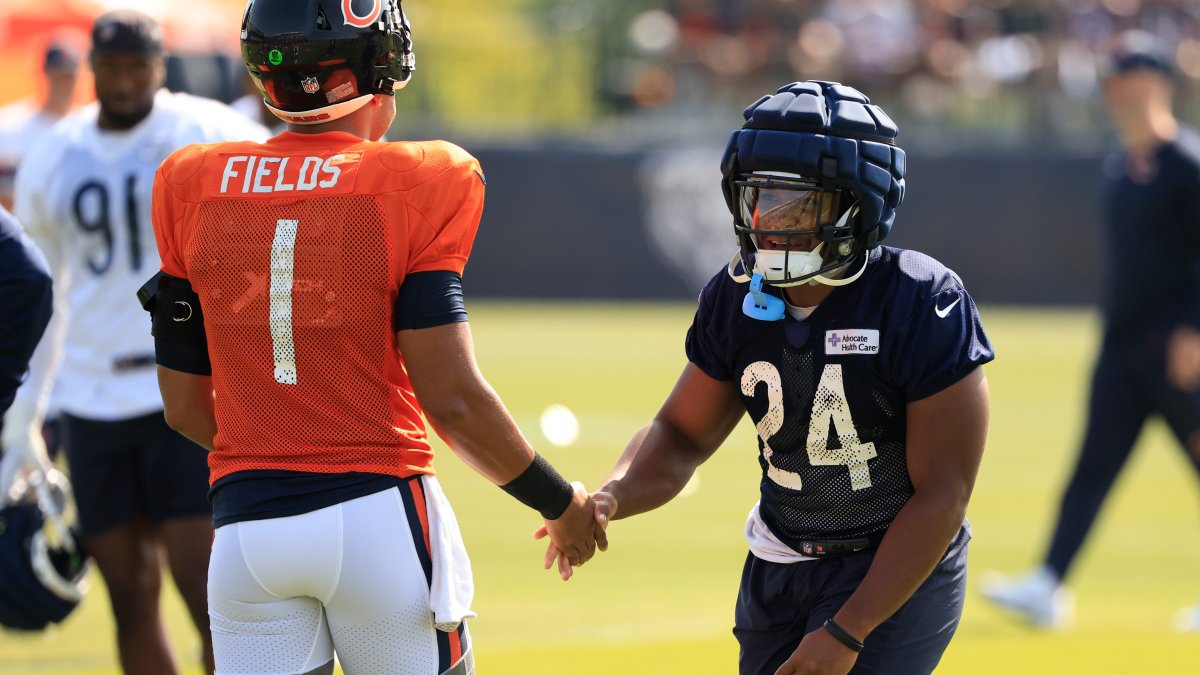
<box><xmin>6</xmin><ymin>0</ymin><xmax>1200</xmax><ymax>154</ymax></box>
<box><xmin>604</xmin><ymin>0</ymin><xmax>1200</xmax><ymax>151</ymax></box>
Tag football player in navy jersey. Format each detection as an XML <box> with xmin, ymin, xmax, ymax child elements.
<box><xmin>0</xmin><ymin>205</ymin><xmax>54</xmax><ymax>506</ymax></box>
<box><xmin>544</xmin><ymin>81</ymin><xmax>993</xmax><ymax>674</ymax></box>
<box><xmin>0</xmin><ymin>207</ymin><xmax>51</xmax><ymax>419</ymax></box>
<box><xmin>983</xmin><ymin>31</ymin><xmax>1200</xmax><ymax>633</ymax></box>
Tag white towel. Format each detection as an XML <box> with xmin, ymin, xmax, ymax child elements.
<box><xmin>420</xmin><ymin>476</ymin><xmax>477</xmax><ymax>631</ymax></box>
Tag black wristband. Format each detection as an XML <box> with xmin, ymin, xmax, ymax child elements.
<box><xmin>499</xmin><ymin>454</ymin><xmax>574</xmax><ymax>520</ymax></box>
<box><xmin>822</xmin><ymin>618</ymin><xmax>865</xmax><ymax>653</ymax></box>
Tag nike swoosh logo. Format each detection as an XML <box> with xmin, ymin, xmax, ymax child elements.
<box><xmin>935</xmin><ymin>297</ymin><xmax>962</xmax><ymax>318</ymax></box>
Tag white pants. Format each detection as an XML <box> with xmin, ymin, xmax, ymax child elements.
<box><xmin>208</xmin><ymin>480</ymin><xmax>473</xmax><ymax>675</ymax></box>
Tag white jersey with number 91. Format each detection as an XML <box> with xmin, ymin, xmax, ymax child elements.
<box><xmin>13</xmin><ymin>89</ymin><xmax>269</xmax><ymax>421</ymax></box>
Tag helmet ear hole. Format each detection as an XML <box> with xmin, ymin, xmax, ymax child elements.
<box><xmin>843</xmin><ymin>203</ymin><xmax>878</xmax><ymax>251</ymax></box>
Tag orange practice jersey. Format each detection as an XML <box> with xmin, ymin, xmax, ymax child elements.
<box><xmin>152</xmin><ymin>131</ymin><xmax>485</xmax><ymax>484</ymax></box>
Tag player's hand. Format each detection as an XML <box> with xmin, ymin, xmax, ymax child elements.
<box><xmin>533</xmin><ymin>482</ymin><xmax>609</xmax><ymax>580</ymax></box>
<box><xmin>1167</xmin><ymin>325</ymin><xmax>1200</xmax><ymax>391</ymax></box>
<box><xmin>591</xmin><ymin>490</ymin><xmax>617</xmax><ymax>530</ymax></box>
<box><xmin>0</xmin><ymin>401</ymin><xmax>52</xmax><ymax>505</ymax></box>
<box><xmin>772</xmin><ymin>625</ymin><xmax>859</xmax><ymax>675</ymax></box>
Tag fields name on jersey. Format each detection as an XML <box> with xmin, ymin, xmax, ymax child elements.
<box><xmin>825</xmin><ymin>329</ymin><xmax>879</xmax><ymax>355</ymax></box>
<box><xmin>220</xmin><ymin>154</ymin><xmax>346</xmax><ymax>194</ymax></box>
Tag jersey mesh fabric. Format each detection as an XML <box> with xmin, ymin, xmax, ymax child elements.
<box><xmin>153</xmin><ymin>132</ymin><xmax>484</xmax><ymax>483</ymax></box>
<box><xmin>190</xmin><ymin>194</ymin><xmax>429</xmax><ymax>480</ymax></box>
<box><xmin>736</xmin><ymin>314</ymin><xmax>910</xmax><ymax>542</ymax></box>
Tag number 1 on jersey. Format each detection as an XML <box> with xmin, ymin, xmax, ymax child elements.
<box><xmin>270</xmin><ymin>219</ymin><xmax>299</xmax><ymax>385</ymax></box>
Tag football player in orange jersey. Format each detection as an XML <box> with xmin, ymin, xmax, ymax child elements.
<box><xmin>142</xmin><ymin>1</ymin><xmax>604</xmax><ymax>674</ymax></box>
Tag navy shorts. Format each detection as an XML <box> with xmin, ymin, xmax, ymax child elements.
<box><xmin>734</xmin><ymin>524</ymin><xmax>970</xmax><ymax>675</ymax></box>
<box><xmin>62</xmin><ymin>411</ymin><xmax>211</xmax><ymax>538</ymax></box>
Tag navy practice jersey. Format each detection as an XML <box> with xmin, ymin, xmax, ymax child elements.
<box><xmin>687</xmin><ymin>246</ymin><xmax>994</xmax><ymax>549</ymax></box>
<box><xmin>0</xmin><ymin>208</ymin><xmax>52</xmax><ymax>414</ymax></box>
<box><xmin>1101</xmin><ymin>125</ymin><xmax>1200</xmax><ymax>336</ymax></box>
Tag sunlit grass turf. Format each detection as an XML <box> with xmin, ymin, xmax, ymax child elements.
<box><xmin>3</xmin><ymin>302</ymin><xmax>1198</xmax><ymax>674</ymax></box>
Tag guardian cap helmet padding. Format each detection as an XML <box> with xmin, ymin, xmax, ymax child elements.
<box><xmin>241</xmin><ymin>0</ymin><xmax>414</xmax><ymax>124</ymax></box>
<box><xmin>721</xmin><ymin>81</ymin><xmax>906</xmax><ymax>287</ymax></box>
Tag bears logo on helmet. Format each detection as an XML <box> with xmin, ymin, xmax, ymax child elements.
<box><xmin>342</xmin><ymin>0</ymin><xmax>383</xmax><ymax>28</ymax></box>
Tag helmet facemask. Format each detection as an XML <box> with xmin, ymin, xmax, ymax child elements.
<box><xmin>731</xmin><ymin>172</ymin><xmax>865</xmax><ymax>288</ymax></box>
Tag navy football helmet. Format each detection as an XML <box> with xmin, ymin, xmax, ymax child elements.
<box><xmin>0</xmin><ymin>469</ymin><xmax>88</xmax><ymax>631</ymax></box>
<box><xmin>721</xmin><ymin>81</ymin><xmax>906</xmax><ymax>288</ymax></box>
<box><xmin>241</xmin><ymin>0</ymin><xmax>415</xmax><ymax>124</ymax></box>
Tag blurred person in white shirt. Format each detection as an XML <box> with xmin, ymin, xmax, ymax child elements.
<box><xmin>0</xmin><ymin>36</ymin><xmax>84</xmax><ymax>212</ymax></box>
<box><xmin>1</xmin><ymin>10</ymin><xmax>267</xmax><ymax>674</ymax></box>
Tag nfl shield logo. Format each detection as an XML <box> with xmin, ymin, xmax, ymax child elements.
<box><xmin>301</xmin><ymin>77</ymin><xmax>320</xmax><ymax>94</ymax></box>
<box><xmin>801</xmin><ymin>542</ymin><xmax>813</xmax><ymax>555</ymax></box>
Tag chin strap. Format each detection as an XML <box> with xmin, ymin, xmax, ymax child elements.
<box><xmin>809</xmin><ymin>254</ymin><xmax>868</xmax><ymax>287</ymax></box>
<box><xmin>727</xmin><ymin>250</ymin><xmax>752</xmax><ymax>283</ymax></box>
<box><xmin>726</xmin><ymin>248</ymin><xmax>869</xmax><ymax>289</ymax></box>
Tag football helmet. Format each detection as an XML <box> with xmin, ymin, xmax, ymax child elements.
<box><xmin>721</xmin><ymin>81</ymin><xmax>906</xmax><ymax>290</ymax></box>
<box><xmin>241</xmin><ymin>0</ymin><xmax>415</xmax><ymax>124</ymax></box>
<box><xmin>0</xmin><ymin>468</ymin><xmax>88</xmax><ymax>631</ymax></box>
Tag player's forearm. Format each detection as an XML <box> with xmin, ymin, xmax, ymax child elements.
<box><xmin>157</xmin><ymin>367</ymin><xmax>216</xmax><ymax>451</ymax></box>
<box><xmin>831</xmin><ymin>489</ymin><xmax>969</xmax><ymax>642</ymax></box>
<box><xmin>831</xmin><ymin>369</ymin><xmax>987</xmax><ymax>639</ymax></box>
<box><xmin>424</xmin><ymin>382</ymin><xmax>540</xmax><ymax>486</ymax></box>
<box><xmin>599</xmin><ymin>419</ymin><xmax>706</xmax><ymax>519</ymax></box>
<box><xmin>160</xmin><ymin>397</ymin><xmax>216</xmax><ymax>451</ymax></box>
<box><xmin>165</xmin><ymin>412</ymin><xmax>216</xmax><ymax>452</ymax></box>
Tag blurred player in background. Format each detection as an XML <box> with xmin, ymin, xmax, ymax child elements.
<box><xmin>0</xmin><ymin>36</ymin><xmax>86</xmax><ymax>469</ymax></box>
<box><xmin>550</xmin><ymin>81</ymin><xmax>992</xmax><ymax>674</ymax></box>
<box><xmin>0</xmin><ymin>36</ymin><xmax>83</xmax><ymax>212</ymax></box>
<box><xmin>146</xmin><ymin>1</ymin><xmax>601</xmax><ymax>673</ymax></box>
<box><xmin>983</xmin><ymin>31</ymin><xmax>1200</xmax><ymax>633</ymax></box>
<box><xmin>2</xmin><ymin>9</ymin><xmax>268</xmax><ymax>674</ymax></box>
<box><xmin>0</xmin><ymin>207</ymin><xmax>52</xmax><ymax>418</ymax></box>
<box><xmin>0</xmin><ymin>205</ymin><xmax>55</xmax><ymax>499</ymax></box>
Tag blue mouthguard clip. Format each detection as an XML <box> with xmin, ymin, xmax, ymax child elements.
<box><xmin>742</xmin><ymin>274</ymin><xmax>786</xmax><ymax>321</ymax></box>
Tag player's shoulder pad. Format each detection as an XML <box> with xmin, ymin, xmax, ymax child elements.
<box><xmin>0</xmin><ymin>100</ymin><xmax>35</xmax><ymax>127</ymax></box>
<box><xmin>884</xmin><ymin>246</ymin><xmax>967</xmax><ymax>298</ymax></box>
<box><xmin>697</xmin><ymin>262</ymin><xmax>747</xmax><ymax>310</ymax></box>
<box><xmin>158</xmin><ymin>143</ymin><xmax>213</xmax><ymax>191</ymax></box>
<box><xmin>16</xmin><ymin>113</ymin><xmax>83</xmax><ymax>184</ymax></box>
<box><xmin>376</xmin><ymin>140</ymin><xmax>483</xmax><ymax>187</ymax></box>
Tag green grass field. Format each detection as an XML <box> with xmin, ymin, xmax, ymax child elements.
<box><xmin>3</xmin><ymin>302</ymin><xmax>1199</xmax><ymax>674</ymax></box>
